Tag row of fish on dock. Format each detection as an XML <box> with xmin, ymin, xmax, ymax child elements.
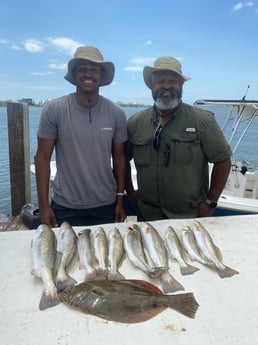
<box><xmin>30</xmin><ymin>220</ymin><xmax>238</xmax><ymax>323</ymax></box>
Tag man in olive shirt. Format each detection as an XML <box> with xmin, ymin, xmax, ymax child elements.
<box><xmin>126</xmin><ymin>56</ymin><xmax>231</xmax><ymax>220</ymax></box>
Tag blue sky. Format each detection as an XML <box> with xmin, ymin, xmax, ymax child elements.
<box><xmin>0</xmin><ymin>0</ymin><xmax>258</xmax><ymax>105</ymax></box>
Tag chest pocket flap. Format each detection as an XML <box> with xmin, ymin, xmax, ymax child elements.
<box><xmin>169</xmin><ymin>130</ymin><xmax>200</xmax><ymax>165</ymax></box>
<box><xmin>169</xmin><ymin>130</ymin><xmax>199</xmax><ymax>142</ymax></box>
<box><xmin>130</xmin><ymin>135</ymin><xmax>153</xmax><ymax>166</ymax></box>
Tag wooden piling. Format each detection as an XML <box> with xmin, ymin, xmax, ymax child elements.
<box><xmin>7</xmin><ymin>102</ymin><xmax>31</xmax><ymax>215</ymax></box>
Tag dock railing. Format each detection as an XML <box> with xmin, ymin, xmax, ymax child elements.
<box><xmin>7</xmin><ymin>102</ymin><xmax>31</xmax><ymax>215</ymax></box>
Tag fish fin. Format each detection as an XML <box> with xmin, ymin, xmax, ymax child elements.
<box><xmin>31</xmin><ymin>268</ymin><xmax>41</xmax><ymax>277</ymax></box>
<box><xmin>96</xmin><ymin>267</ymin><xmax>108</xmax><ymax>277</ymax></box>
<box><xmin>79</xmin><ymin>263</ymin><xmax>85</xmax><ymax>270</ymax></box>
<box><xmin>39</xmin><ymin>289</ymin><xmax>60</xmax><ymax>310</ymax></box>
<box><xmin>107</xmin><ymin>271</ymin><xmax>125</xmax><ymax>280</ymax></box>
<box><xmin>56</xmin><ymin>275</ymin><xmax>77</xmax><ymax>291</ymax></box>
<box><xmin>84</xmin><ymin>270</ymin><xmax>97</xmax><ymax>282</ymax></box>
<box><xmin>166</xmin><ymin>292</ymin><xmax>199</xmax><ymax>319</ymax></box>
<box><xmin>180</xmin><ymin>264</ymin><xmax>200</xmax><ymax>276</ymax></box>
<box><xmin>160</xmin><ymin>271</ymin><xmax>184</xmax><ymax>293</ymax></box>
<box><xmin>217</xmin><ymin>265</ymin><xmax>239</xmax><ymax>278</ymax></box>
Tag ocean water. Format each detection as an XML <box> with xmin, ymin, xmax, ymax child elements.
<box><xmin>1</xmin><ymin>104</ymin><xmax>258</xmax><ymax>215</ymax></box>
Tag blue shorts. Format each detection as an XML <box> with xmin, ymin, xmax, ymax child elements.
<box><xmin>51</xmin><ymin>200</ymin><xmax>115</xmax><ymax>226</ymax></box>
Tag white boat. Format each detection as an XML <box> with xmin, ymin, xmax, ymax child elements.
<box><xmin>193</xmin><ymin>98</ymin><xmax>258</xmax><ymax>215</ymax></box>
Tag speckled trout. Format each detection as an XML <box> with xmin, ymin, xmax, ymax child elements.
<box><xmin>107</xmin><ymin>227</ymin><xmax>125</xmax><ymax>280</ymax></box>
<box><xmin>181</xmin><ymin>226</ymin><xmax>208</xmax><ymax>265</ymax></box>
<box><xmin>31</xmin><ymin>224</ymin><xmax>60</xmax><ymax>310</ymax></box>
<box><xmin>124</xmin><ymin>224</ymin><xmax>160</xmax><ymax>278</ymax></box>
<box><xmin>77</xmin><ymin>229</ymin><xmax>96</xmax><ymax>281</ymax></box>
<box><xmin>55</xmin><ymin>222</ymin><xmax>78</xmax><ymax>291</ymax></box>
<box><xmin>141</xmin><ymin>223</ymin><xmax>184</xmax><ymax>293</ymax></box>
<box><xmin>92</xmin><ymin>227</ymin><xmax>108</xmax><ymax>278</ymax></box>
<box><xmin>165</xmin><ymin>226</ymin><xmax>199</xmax><ymax>275</ymax></box>
<box><xmin>192</xmin><ymin>221</ymin><xmax>239</xmax><ymax>278</ymax></box>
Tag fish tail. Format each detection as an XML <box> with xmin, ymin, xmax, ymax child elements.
<box><xmin>180</xmin><ymin>264</ymin><xmax>200</xmax><ymax>276</ymax></box>
<box><xmin>217</xmin><ymin>265</ymin><xmax>239</xmax><ymax>278</ymax></box>
<box><xmin>56</xmin><ymin>275</ymin><xmax>77</xmax><ymax>291</ymax></box>
<box><xmin>166</xmin><ymin>292</ymin><xmax>199</xmax><ymax>319</ymax></box>
<box><xmin>39</xmin><ymin>289</ymin><xmax>60</xmax><ymax>310</ymax></box>
<box><xmin>107</xmin><ymin>271</ymin><xmax>125</xmax><ymax>281</ymax></box>
<box><xmin>160</xmin><ymin>272</ymin><xmax>184</xmax><ymax>293</ymax></box>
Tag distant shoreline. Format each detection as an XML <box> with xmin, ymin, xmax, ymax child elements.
<box><xmin>0</xmin><ymin>102</ymin><xmax>150</xmax><ymax>108</ymax></box>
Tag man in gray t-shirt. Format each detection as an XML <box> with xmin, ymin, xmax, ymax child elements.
<box><xmin>35</xmin><ymin>46</ymin><xmax>128</xmax><ymax>227</ymax></box>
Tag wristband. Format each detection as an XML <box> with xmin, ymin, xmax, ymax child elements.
<box><xmin>116</xmin><ymin>192</ymin><xmax>125</xmax><ymax>196</ymax></box>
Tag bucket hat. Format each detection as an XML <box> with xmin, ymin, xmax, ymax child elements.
<box><xmin>143</xmin><ymin>56</ymin><xmax>191</xmax><ymax>89</ymax></box>
<box><xmin>64</xmin><ymin>46</ymin><xmax>115</xmax><ymax>86</ymax></box>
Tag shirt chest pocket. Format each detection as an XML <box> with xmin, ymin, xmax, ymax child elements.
<box><xmin>169</xmin><ymin>131</ymin><xmax>200</xmax><ymax>165</ymax></box>
<box><xmin>131</xmin><ymin>136</ymin><xmax>153</xmax><ymax>166</ymax></box>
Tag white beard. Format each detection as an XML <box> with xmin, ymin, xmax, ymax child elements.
<box><xmin>155</xmin><ymin>96</ymin><xmax>181</xmax><ymax>113</ymax></box>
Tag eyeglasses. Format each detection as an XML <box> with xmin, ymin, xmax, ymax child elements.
<box><xmin>153</xmin><ymin>125</ymin><xmax>163</xmax><ymax>151</ymax></box>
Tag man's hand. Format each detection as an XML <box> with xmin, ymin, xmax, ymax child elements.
<box><xmin>40</xmin><ymin>206</ymin><xmax>58</xmax><ymax>227</ymax></box>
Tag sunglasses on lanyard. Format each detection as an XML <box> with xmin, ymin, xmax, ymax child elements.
<box><xmin>153</xmin><ymin>125</ymin><xmax>163</xmax><ymax>151</ymax></box>
<box><xmin>153</xmin><ymin>125</ymin><xmax>170</xmax><ymax>166</ymax></box>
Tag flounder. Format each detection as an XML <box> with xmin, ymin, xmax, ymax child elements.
<box><xmin>59</xmin><ymin>279</ymin><xmax>199</xmax><ymax>323</ymax></box>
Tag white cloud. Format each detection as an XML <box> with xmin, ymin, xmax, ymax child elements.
<box><xmin>131</xmin><ymin>57</ymin><xmax>156</xmax><ymax>65</ymax></box>
<box><xmin>47</xmin><ymin>37</ymin><xmax>82</xmax><ymax>55</ymax></box>
<box><xmin>144</xmin><ymin>40</ymin><xmax>152</xmax><ymax>46</ymax></box>
<box><xmin>4</xmin><ymin>36</ymin><xmax>83</xmax><ymax>56</ymax></box>
<box><xmin>124</xmin><ymin>65</ymin><xmax>143</xmax><ymax>72</ymax></box>
<box><xmin>124</xmin><ymin>56</ymin><xmax>156</xmax><ymax>73</ymax></box>
<box><xmin>30</xmin><ymin>72</ymin><xmax>53</xmax><ymax>76</ymax></box>
<box><xmin>124</xmin><ymin>55</ymin><xmax>184</xmax><ymax>74</ymax></box>
<box><xmin>10</xmin><ymin>43</ymin><xmax>21</xmax><ymax>50</ymax></box>
<box><xmin>48</xmin><ymin>62</ymin><xmax>67</xmax><ymax>70</ymax></box>
<box><xmin>232</xmin><ymin>2</ymin><xmax>254</xmax><ymax>12</ymax></box>
<box><xmin>31</xmin><ymin>72</ymin><xmax>46</xmax><ymax>76</ymax></box>
<box><xmin>23</xmin><ymin>39</ymin><xmax>45</xmax><ymax>53</ymax></box>
<box><xmin>124</xmin><ymin>56</ymin><xmax>155</xmax><ymax>72</ymax></box>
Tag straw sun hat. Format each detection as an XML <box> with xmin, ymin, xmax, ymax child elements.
<box><xmin>143</xmin><ymin>56</ymin><xmax>191</xmax><ymax>89</ymax></box>
<box><xmin>64</xmin><ymin>46</ymin><xmax>115</xmax><ymax>86</ymax></box>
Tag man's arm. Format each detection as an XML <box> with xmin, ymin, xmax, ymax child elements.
<box><xmin>112</xmin><ymin>142</ymin><xmax>127</xmax><ymax>222</ymax></box>
<box><xmin>198</xmin><ymin>158</ymin><xmax>231</xmax><ymax>217</ymax></box>
<box><xmin>34</xmin><ymin>137</ymin><xmax>58</xmax><ymax>226</ymax></box>
<box><xmin>208</xmin><ymin>158</ymin><xmax>232</xmax><ymax>201</ymax></box>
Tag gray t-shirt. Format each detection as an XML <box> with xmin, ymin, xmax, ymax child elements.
<box><xmin>37</xmin><ymin>93</ymin><xmax>127</xmax><ymax>209</ymax></box>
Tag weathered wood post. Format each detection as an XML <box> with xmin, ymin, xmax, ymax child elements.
<box><xmin>7</xmin><ymin>102</ymin><xmax>31</xmax><ymax>215</ymax></box>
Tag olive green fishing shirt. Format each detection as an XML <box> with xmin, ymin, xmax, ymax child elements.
<box><xmin>127</xmin><ymin>102</ymin><xmax>231</xmax><ymax>220</ymax></box>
